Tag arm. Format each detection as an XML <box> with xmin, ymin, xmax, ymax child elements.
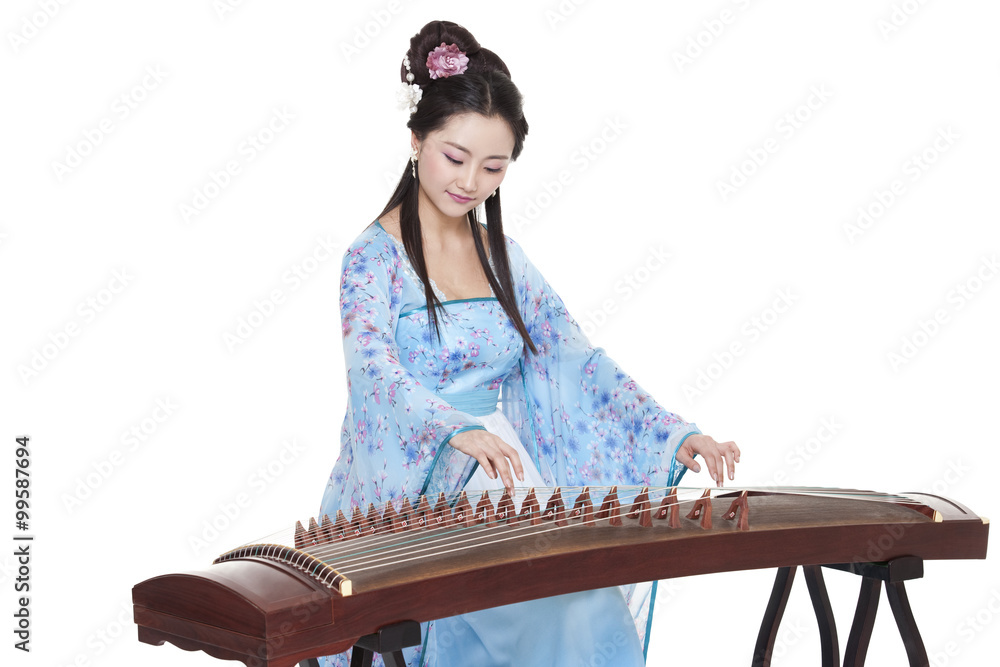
<box><xmin>337</xmin><ymin>234</ymin><xmax>486</xmax><ymax>508</ymax></box>
<box><xmin>499</xmin><ymin>236</ymin><xmax>734</xmax><ymax>487</ymax></box>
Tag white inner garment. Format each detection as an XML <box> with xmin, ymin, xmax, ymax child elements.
<box><xmin>464</xmin><ymin>408</ymin><xmax>549</xmax><ymax>492</ymax></box>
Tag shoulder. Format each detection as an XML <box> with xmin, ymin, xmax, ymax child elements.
<box><xmin>490</xmin><ymin>224</ymin><xmax>524</xmax><ymax>261</ymax></box>
<box><xmin>347</xmin><ymin>220</ymin><xmax>388</xmax><ymax>249</ymax></box>
<box><xmin>340</xmin><ymin>221</ymin><xmax>403</xmax><ymax>284</ymax></box>
<box><xmin>497</xmin><ymin>230</ymin><xmax>536</xmax><ymax>273</ymax></box>
<box><xmin>343</xmin><ymin>221</ymin><xmax>400</xmax><ymax>263</ymax></box>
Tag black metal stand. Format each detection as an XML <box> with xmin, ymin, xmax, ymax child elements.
<box><xmin>351</xmin><ymin>620</ymin><xmax>422</xmax><ymax>667</ymax></box>
<box><xmin>296</xmin><ymin>620</ymin><xmax>421</xmax><ymax>667</ymax></box>
<box><xmin>752</xmin><ymin>557</ymin><xmax>928</xmax><ymax>667</ymax></box>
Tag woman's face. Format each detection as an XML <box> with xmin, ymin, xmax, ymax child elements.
<box><xmin>413</xmin><ymin>112</ymin><xmax>514</xmax><ymax>222</ymax></box>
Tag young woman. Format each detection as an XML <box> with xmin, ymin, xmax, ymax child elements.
<box><xmin>318</xmin><ymin>20</ymin><xmax>740</xmax><ymax>667</ymax></box>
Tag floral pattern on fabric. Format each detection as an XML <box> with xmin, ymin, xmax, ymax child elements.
<box><xmin>319</xmin><ymin>222</ymin><xmax>701</xmax><ymax>666</ymax></box>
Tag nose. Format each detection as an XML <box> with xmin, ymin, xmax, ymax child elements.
<box><xmin>456</xmin><ymin>165</ymin><xmax>477</xmax><ymax>194</ymax></box>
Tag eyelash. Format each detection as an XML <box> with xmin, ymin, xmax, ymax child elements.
<box><xmin>445</xmin><ymin>154</ymin><xmax>502</xmax><ymax>174</ymax></box>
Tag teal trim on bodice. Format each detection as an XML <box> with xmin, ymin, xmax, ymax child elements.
<box><xmin>400</xmin><ymin>296</ymin><xmax>498</xmax><ymax>319</ymax></box>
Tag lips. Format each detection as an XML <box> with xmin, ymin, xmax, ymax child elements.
<box><xmin>447</xmin><ymin>191</ymin><xmax>474</xmax><ymax>203</ymax></box>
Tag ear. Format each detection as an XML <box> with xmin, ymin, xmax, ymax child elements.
<box><xmin>410</xmin><ymin>130</ymin><xmax>420</xmax><ymax>156</ymax></box>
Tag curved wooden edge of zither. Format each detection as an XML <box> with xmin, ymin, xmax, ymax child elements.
<box><xmin>133</xmin><ymin>558</ymin><xmax>341</xmax><ymax>664</ymax></box>
<box><xmin>214</xmin><ymin>543</ymin><xmax>353</xmax><ymax>595</ymax></box>
<box><xmin>135</xmin><ymin>625</ymin><xmax>357</xmax><ymax>667</ymax></box>
<box><xmin>908</xmin><ymin>492</ymin><xmax>990</xmax><ymax>556</ymax></box>
<box><xmin>903</xmin><ymin>492</ymin><xmax>988</xmax><ymax>522</ymax></box>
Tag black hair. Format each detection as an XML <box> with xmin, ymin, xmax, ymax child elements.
<box><xmin>375</xmin><ymin>20</ymin><xmax>536</xmax><ymax>355</ymax></box>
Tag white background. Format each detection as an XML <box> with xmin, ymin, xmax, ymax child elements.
<box><xmin>2</xmin><ymin>1</ymin><xmax>998</xmax><ymax>666</ymax></box>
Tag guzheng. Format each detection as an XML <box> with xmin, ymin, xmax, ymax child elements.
<box><xmin>132</xmin><ymin>485</ymin><xmax>988</xmax><ymax>667</ymax></box>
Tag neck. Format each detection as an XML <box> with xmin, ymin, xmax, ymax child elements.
<box><xmin>416</xmin><ymin>187</ymin><xmax>470</xmax><ymax>245</ymax></box>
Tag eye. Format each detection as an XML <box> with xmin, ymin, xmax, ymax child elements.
<box><xmin>446</xmin><ymin>152</ymin><xmax>503</xmax><ymax>174</ymax></box>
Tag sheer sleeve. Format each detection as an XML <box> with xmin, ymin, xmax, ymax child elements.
<box><xmin>499</xmin><ymin>236</ymin><xmax>701</xmax><ymax>489</ymax></box>
<box><xmin>497</xmin><ymin>236</ymin><xmax>702</xmax><ymax>657</ymax></box>
<box><xmin>324</xmin><ymin>231</ymin><xmax>483</xmax><ymax>515</ymax></box>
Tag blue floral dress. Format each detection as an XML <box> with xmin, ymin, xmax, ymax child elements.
<box><xmin>318</xmin><ymin>221</ymin><xmax>701</xmax><ymax>666</ymax></box>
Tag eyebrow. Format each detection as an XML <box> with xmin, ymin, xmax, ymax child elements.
<box><xmin>443</xmin><ymin>141</ymin><xmax>510</xmax><ymax>161</ymax></box>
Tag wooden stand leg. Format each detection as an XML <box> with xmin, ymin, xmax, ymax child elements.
<box><xmin>298</xmin><ymin>660</ymin><xmax>321</xmax><ymax>667</ymax></box>
<box><xmin>844</xmin><ymin>577</ymin><xmax>881</xmax><ymax>667</ymax></box>
<box><xmin>752</xmin><ymin>567</ymin><xmax>841</xmax><ymax>667</ymax></box>
<box><xmin>349</xmin><ymin>648</ymin><xmax>372</xmax><ymax>667</ymax></box>
<box><xmin>826</xmin><ymin>557</ymin><xmax>928</xmax><ymax>667</ymax></box>
<box><xmin>803</xmin><ymin>566</ymin><xmax>840</xmax><ymax>667</ymax></box>
<box><xmin>885</xmin><ymin>582</ymin><xmax>930</xmax><ymax>667</ymax></box>
<box><xmin>752</xmin><ymin>566</ymin><xmax>797</xmax><ymax>667</ymax></box>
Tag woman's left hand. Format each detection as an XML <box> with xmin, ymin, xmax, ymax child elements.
<box><xmin>675</xmin><ymin>434</ymin><xmax>741</xmax><ymax>487</ymax></box>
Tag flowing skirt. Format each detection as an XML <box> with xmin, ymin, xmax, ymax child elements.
<box><xmin>420</xmin><ymin>408</ymin><xmax>646</xmax><ymax>667</ymax></box>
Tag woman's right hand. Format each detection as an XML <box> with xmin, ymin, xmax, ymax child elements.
<box><xmin>448</xmin><ymin>430</ymin><xmax>525</xmax><ymax>492</ymax></box>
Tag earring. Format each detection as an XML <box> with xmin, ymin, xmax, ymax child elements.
<box><xmin>410</xmin><ymin>147</ymin><xmax>418</xmax><ymax>179</ymax></box>
<box><xmin>490</xmin><ymin>189</ymin><xmax>497</xmax><ymax>199</ymax></box>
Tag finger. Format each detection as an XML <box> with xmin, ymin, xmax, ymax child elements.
<box><xmin>675</xmin><ymin>448</ymin><xmax>701</xmax><ymax>474</ymax></box>
<box><xmin>499</xmin><ymin>442</ymin><xmax>525</xmax><ymax>482</ymax></box>
<box><xmin>491</xmin><ymin>452</ymin><xmax>514</xmax><ymax>491</ymax></box>
<box><xmin>724</xmin><ymin>447</ymin><xmax>737</xmax><ymax>481</ymax></box>
<box><xmin>477</xmin><ymin>454</ymin><xmax>496</xmax><ymax>480</ymax></box>
<box><xmin>705</xmin><ymin>455</ymin><xmax>721</xmax><ymax>487</ymax></box>
<box><xmin>721</xmin><ymin>440</ymin><xmax>740</xmax><ymax>463</ymax></box>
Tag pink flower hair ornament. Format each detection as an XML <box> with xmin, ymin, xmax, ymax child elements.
<box><xmin>426</xmin><ymin>42</ymin><xmax>469</xmax><ymax>79</ymax></box>
<box><xmin>396</xmin><ymin>42</ymin><xmax>469</xmax><ymax>114</ymax></box>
